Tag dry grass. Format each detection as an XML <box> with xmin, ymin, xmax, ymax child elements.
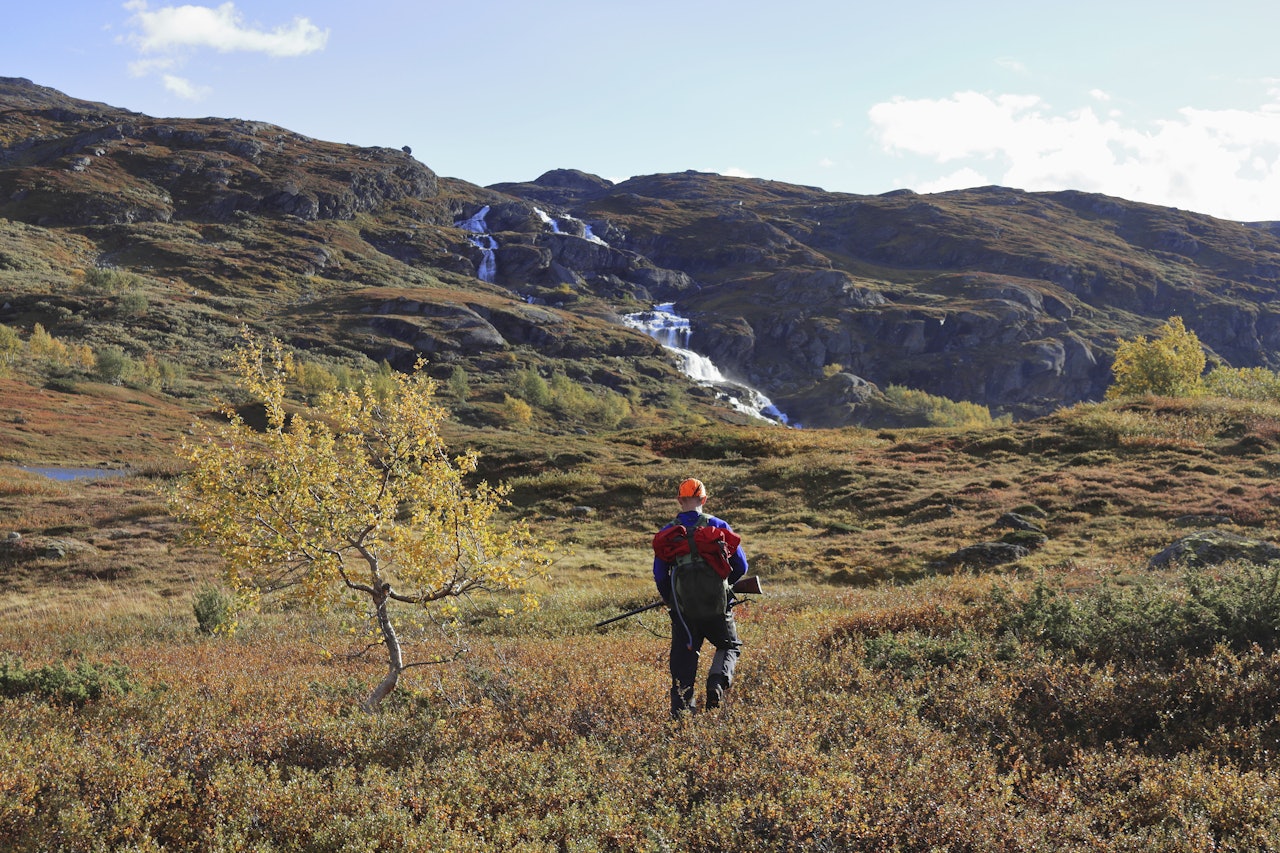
<box><xmin>6</xmin><ymin>384</ymin><xmax>1280</xmax><ymax>848</ymax></box>
<box><xmin>5</xmin><ymin>564</ymin><xmax>1280</xmax><ymax>850</ymax></box>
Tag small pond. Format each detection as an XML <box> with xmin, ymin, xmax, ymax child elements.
<box><xmin>18</xmin><ymin>466</ymin><xmax>134</xmax><ymax>482</ymax></box>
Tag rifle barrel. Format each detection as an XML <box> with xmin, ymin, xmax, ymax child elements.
<box><xmin>595</xmin><ymin>576</ymin><xmax>763</xmax><ymax>628</ymax></box>
<box><xmin>594</xmin><ymin>601</ymin><xmax>664</xmax><ymax>628</ymax></box>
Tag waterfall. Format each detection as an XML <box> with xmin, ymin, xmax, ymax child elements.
<box><xmin>582</xmin><ymin>223</ymin><xmax>608</xmax><ymax>246</ymax></box>
<box><xmin>623</xmin><ymin>303</ymin><xmax>791</xmax><ymax>426</ymax></box>
<box><xmin>536</xmin><ymin>206</ymin><xmax>609</xmax><ymax>246</ymax></box>
<box><xmin>534</xmin><ymin>207</ymin><xmax>562</xmax><ymax>233</ymax></box>
<box><xmin>455</xmin><ymin>205</ymin><xmax>498</xmax><ymax>283</ymax></box>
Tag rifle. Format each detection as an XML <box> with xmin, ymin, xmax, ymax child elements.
<box><xmin>594</xmin><ymin>575</ymin><xmax>763</xmax><ymax>628</ymax></box>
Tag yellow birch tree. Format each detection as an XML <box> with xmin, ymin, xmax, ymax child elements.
<box><xmin>171</xmin><ymin>333</ymin><xmax>551</xmax><ymax>710</ymax></box>
<box><xmin>1106</xmin><ymin>316</ymin><xmax>1206</xmax><ymax>399</ymax></box>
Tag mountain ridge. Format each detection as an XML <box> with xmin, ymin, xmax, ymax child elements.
<box><xmin>5</xmin><ymin>76</ymin><xmax>1280</xmax><ymax>428</ymax></box>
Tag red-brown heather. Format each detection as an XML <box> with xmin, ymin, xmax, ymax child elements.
<box><xmin>7</xmin><ymin>368</ymin><xmax>1280</xmax><ymax>847</ymax></box>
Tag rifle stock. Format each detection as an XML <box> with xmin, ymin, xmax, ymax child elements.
<box><xmin>594</xmin><ymin>576</ymin><xmax>763</xmax><ymax>628</ymax></box>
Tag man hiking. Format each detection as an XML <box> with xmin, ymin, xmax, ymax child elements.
<box><xmin>652</xmin><ymin>478</ymin><xmax>748</xmax><ymax>718</ymax></box>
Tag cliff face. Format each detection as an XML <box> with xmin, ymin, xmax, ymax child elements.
<box><xmin>493</xmin><ymin>171</ymin><xmax>1280</xmax><ymax>422</ymax></box>
<box><xmin>5</xmin><ymin>77</ymin><xmax>1280</xmax><ymax>427</ymax></box>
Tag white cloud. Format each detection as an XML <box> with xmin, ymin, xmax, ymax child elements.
<box><xmin>120</xmin><ymin>2</ymin><xmax>328</xmax><ymax>100</ymax></box>
<box><xmin>868</xmin><ymin>90</ymin><xmax>1280</xmax><ymax>221</ymax></box>
<box><xmin>162</xmin><ymin>74</ymin><xmax>211</xmax><ymax>100</ymax></box>
<box><xmin>716</xmin><ymin>167</ymin><xmax>755</xmax><ymax>179</ymax></box>
<box><xmin>127</xmin><ymin>57</ymin><xmax>176</xmax><ymax>77</ymax></box>
<box><xmin>125</xmin><ymin>1</ymin><xmax>329</xmax><ymax>57</ymax></box>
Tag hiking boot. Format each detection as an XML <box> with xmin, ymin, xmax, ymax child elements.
<box><xmin>705</xmin><ymin>674</ymin><xmax>729</xmax><ymax>710</ymax></box>
<box><xmin>670</xmin><ymin>684</ymin><xmax>696</xmax><ymax>719</ymax></box>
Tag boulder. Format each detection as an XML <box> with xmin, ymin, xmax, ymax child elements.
<box><xmin>0</xmin><ymin>535</ymin><xmax>99</xmax><ymax>562</ymax></box>
<box><xmin>936</xmin><ymin>541</ymin><xmax>1029</xmax><ymax>570</ymax></box>
<box><xmin>368</xmin><ymin>309</ymin><xmax>507</xmax><ymax>354</ymax></box>
<box><xmin>995</xmin><ymin>512</ymin><xmax>1044</xmax><ymax>533</ymax></box>
<box><xmin>1148</xmin><ymin>530</ymin><xmax>1280</xmax><ymax>570</ymax></box>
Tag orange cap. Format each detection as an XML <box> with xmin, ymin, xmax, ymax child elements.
<box><xmin>677</xmin><ymin>478</ymin><xmax>707</xmax><ymax>499</ymax></box>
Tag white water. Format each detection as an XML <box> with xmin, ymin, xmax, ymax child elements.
<box><xmin>536</xmin><ymin>207</ymin><xmax>609</xmax><ymax>246</ymax></box>
<box><xmin>455</xmin><ymin>205</ymin><xmax>498</xmax><ymax>283</ymax></box>
<box><xmin>623</xmin><ymin>303</ymin><xmax>791</xmax><ymax>425</ymax></box>
<box><xmin>581</xmin><ymin>222</ymin><xmax>608</xmax><ymax>246</ymax></box>
<box><xmin>534</xmin><ymin>207</ymin><xmax>561</xmax><ymax>233</ymax></box>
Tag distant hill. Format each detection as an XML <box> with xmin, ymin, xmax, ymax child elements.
<box><xmin>5</xmin><ymin>76</ymin><xmax>1280</xmax><ymax>428</ymax></box>
<box><xmin>496</xmin><ymin>170</ymin><xmax>1280</xmax><ymax>423</ymax></box>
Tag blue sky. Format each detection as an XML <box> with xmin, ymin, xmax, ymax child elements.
<box><xmin>6</xmin><ymin>1</ymin><xmax>1280</xmax><ymax>220</ymax></box>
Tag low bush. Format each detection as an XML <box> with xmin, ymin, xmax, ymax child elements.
<box><xmin>993</xmin><ymin>562</ymin><xmax>1280</xmax><ymax>664</ymax></box>
<box><xmin>0</xmin><ymin>657</ymin><xmax>140</xmax><ymax>706</ymax></box>
<box><xmin>193</xmin><ymin>584</ymin><xmax>238</xmax><ymax>635</ymax></box>
<box><xmin>863</xmin><ymin>629</ymin><xmax>974</xmax><ymax>675</ymax></box>
<box><xmin>882</xmin><ymin>384</ymin><xmax>1009</xmax><ymax>428</ymax></box>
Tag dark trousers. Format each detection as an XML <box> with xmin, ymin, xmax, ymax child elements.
<box><xmin>669</xmin><ymin>609</ymin><xmax>741</xmax><ymax>717</ymax></box>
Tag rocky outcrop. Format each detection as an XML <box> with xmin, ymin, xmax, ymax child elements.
<box><xmin>935</xmin><ymin>541</ymin><xmax>1030</xmax><ymax>571</ymax></box>
<box><xmin>0</xmin><ymin>533</ymin><xmax>100</xmax><ymax>562</ymax></box>
<box><xmin>503</xmin><ymin>170</ymin><xmax>1280</xmax><ymax>421</ymax></box>
<box><xmin>1148</xmin><ymin>530</ymin><xmax>1280</xmax><ymax>570</ymax></box>
<box><xmin>0</xmin><ymin>84</ymin><xmax>439</xmax><ymax>227</ymax></box>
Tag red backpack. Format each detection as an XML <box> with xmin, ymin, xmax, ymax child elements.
<box><xmin>652</xmin><ymin>514</ymin><xmax>741</xmax><ymax>580</ymax></box>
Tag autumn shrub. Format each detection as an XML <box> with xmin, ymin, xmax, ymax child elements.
<box><xmin>994</xmin><ymin>563</ymin><xmax>1280</xmax><ymax>664</ymax></box>
<box><xmin>290</xmin><ymin>358</ymin><xmax>339</xmax><ymax>399</ymax></box>
<box><xmin>0</xmin><ymin>657</ymin><xmax>140</xmax><ymax>706</ymax></box>
<box><xmin>0</xmin><ymin>324</ymin><xmax>19</xmax><ymax>372</ymax></box>
<box><xmin>82</xmin><ymin>267</ymin><xmax>140</xmax><ymax>293</ymax></box>
<box><xmin>863</xmin><ymin>629</ymin><xmax>974</xmax><ymax>675</ymax></box>
<box><xmin>447</xmin><ymin>364</ymin><xmax>470</xmax><ymax>400</ymax></box>
<box><xmin>1107</xmin><ymin>316</ymin><xmax>1206</xmax><ymax>398</ymax></box>
<box><xmin>499</xmin><ymin>392</ymin><xmax>534</xmax><ymax>425</ymax></box>
<box><xmin>115</xmin><ymin>290</ymin><xmax>149</xmax><ymax>318</ymax></box>
<box><xmin>93</xmin><ymin>344</ymin><xmax>135</xmax><ymax>383</ymax></box>
<box><xmin>514</xmin><ymin>365</ymin><xmax>552</xmax><ymax>407</ymax></box>
<box><xmin>1204</xmin><ymin>365</ymin><xmax>1280</xmax><ymax>402</ymax></box>
<box><xmin>192</xmin><ymin>584</ymin><xmax>238</xmax><ymax>635</ymax></box>
<box><xmin>138</xmin><ymin>351</ymin><xmax>187</xmax><ymax>391</ymax></box>
<box><xmin>881</xmin><ymin>384</ymin><xmax>1007</xmax><ymax>428</ymax></box>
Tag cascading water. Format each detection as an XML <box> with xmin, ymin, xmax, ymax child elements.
<box><xmin>623</xmin><ymin>303</ymin><xmax>791</xmax><ymax>426</ymax></box>
<box><xmin>455</xmin><ymin>205</ymin><xmax>498</xmax><ymax>283</ymax></box>
<box><xmin>581</xmin><ymin>223</ymin><xmax>607</xmax><ymax>246</ymax></box>
<box><xmin>536</xmin><ymin>207</ymin><xmax>609</xmax><ymax>246</ymax></box>
<box><xmin>534</xmin><ymin>208</ymin><xmax>561</xmax><ymax>233</ymax></box>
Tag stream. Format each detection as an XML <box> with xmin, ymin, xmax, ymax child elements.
<box><xmin>622</xmin><ymin>303</ymin><xmax>792</xmax><ymax>426</ymax></box>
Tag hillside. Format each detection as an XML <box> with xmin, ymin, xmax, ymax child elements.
<box><xmin>496</xmin><ymin>171</ymin><xmax>1280</xmax><ymax>422</ymax></box>
<box><xmin>0</xmin><ymin>77</ymin><xmax>700</xmax><ymax>436</ymax></box>
<box><xmin>8</xmin><ymin>390</ymin><xmax>1280</xmax><ymax>848</ymax></box>
<box><xmin>10</xmin><ymin>77</ymin><xmax>1280</xmax><ymax>849</ymax></box>
<box><xmin>6</xmin><ymin>77</ymin><xmax>1280</xmax><ymax>432</ymax></box>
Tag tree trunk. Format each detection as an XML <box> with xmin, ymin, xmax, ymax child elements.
<box><xmin>361</xmin><ymin>585</ymin><xmax>404</xmax><ymax>711</ymax></box>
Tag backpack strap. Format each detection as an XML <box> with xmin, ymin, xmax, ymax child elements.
<box><xmin>673</xmin><ymin>514</ymin><xmax>710</xmax><ymax>567</ymax></box>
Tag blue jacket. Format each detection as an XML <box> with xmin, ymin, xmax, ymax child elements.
<box><xmin>653</xmin><ymin>510</ymin><xmax>748</xmax><ymax>603</ymax></box>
